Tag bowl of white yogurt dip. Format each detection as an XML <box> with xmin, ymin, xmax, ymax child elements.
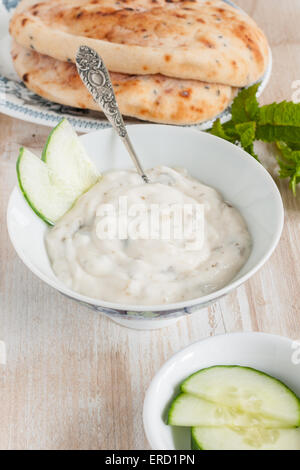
<box><xmin>7</xmin><ymin>125</ymin><xmax>284</xmax><ymax>329</ymax></box>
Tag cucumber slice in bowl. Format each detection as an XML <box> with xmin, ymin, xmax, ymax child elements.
<box><xmin>168</xmin><ymin>393</ymin><xmax>283</xmax><ymax>428</ymax></box>
<box><xmin>42</xmin><ymin>118</ymin><xmax>99</xmax><ymax>195</ymax></box>
<box><xmin>17</xmin><ymin>119</ymin><xmax>100</xmax><ymax>225</ymax></box>
<box><xmin>181</xmin><ymin>366</ymin><xmax>300</xmax><ymax>427</ymax></box>
<box><xmin>17</xmin><ymin>148</ymin><xmax>77</xmax><ymax>225</ymax></box>
<box><xmin>191</xmin><ymin>426</ymin><xmax>300</xmax><ymax>450</ymax></box>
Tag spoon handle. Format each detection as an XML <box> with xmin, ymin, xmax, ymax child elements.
<box><xmin>76</xmin><ymin>46</ymin><xmax>149</xmax><ymax>183</ymax></box>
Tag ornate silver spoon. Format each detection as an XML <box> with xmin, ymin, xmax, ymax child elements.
<box><xmin>76</xmin><ymin>46</ymin><xmax>149</xmax><ymax>183</ymax></box>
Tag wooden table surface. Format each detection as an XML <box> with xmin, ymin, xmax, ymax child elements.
<box><xmin>1</xmin><ymin>0</ymin><xmax>300</xmax><ymax>450</ymax></box>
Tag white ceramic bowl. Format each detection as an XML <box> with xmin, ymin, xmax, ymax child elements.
<box><xmin>7</xmin><ymin>125</ymin><xmax>284</xmax><ymax>329</ymax></box>
<box><xmin>143</xmin><ymin>332</ymin><xmax>300</xmax><ymax>450</ymax></box>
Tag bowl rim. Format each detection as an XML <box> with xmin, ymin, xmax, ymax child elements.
<box><xmin>7</xmin><ymin>125</ymin><xmax>284</xmax><ymax>312</ymax></box>
<box><xmin>143</xmin><ymin>332</ymin><xmax>298</xmax><ymax>450</ymax></box>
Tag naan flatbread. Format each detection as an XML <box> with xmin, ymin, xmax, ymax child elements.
<box><xmin>10</xmin><ymin>0</ymin><xmax>269</xmax><ymax>87</ymax></box>
<box><xmin>11</xmin><ymin>42</ymin><xmax>236</xmax><ymax>125</ymax></box>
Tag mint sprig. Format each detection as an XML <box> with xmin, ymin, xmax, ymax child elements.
<box><xmin>208</xmin><ymin>84</ymin><xmax>300</xmax><ymax>194</ymax></box>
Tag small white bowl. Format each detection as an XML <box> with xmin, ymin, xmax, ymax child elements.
<box><xmin>7</xmin><ymin>125</ymin><xmax>284</xmax><ymax>329</ymax></box>
<box><xmin>143</xmin><ymin>332</ymin><xmax>300</xmax><ymax>450</ymax></box>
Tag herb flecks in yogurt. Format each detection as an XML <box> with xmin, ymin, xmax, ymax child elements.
<box><xmin>45</xmin><ymin>166</ymin><xmax>251</xmax><ymax>305</ymax></box>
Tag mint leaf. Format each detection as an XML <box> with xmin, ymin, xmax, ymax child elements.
<box><xmin>256</xmin><ymin>125</ymin><xmax>300</xmax><ymax>143</ymax></box>
<box><xmin>209</xmin><ymin>119</ymin><xmax>234</xmax><ymax>143</ymax></box>
<box><xmin>257</xmin><ymin>102</ymin><xmax>300</xmax><ymax>143</ymax></box>
<box><xmin>235</xmin><ymin>122</ymin><xmax>259</xmax><ymax>160</ymax></box>
<box><xmin>222</xmin><ymin>121</ymin><xmax>240</xmax><ymax>140</ymax></box>
<box><xmin>235</xmin><ymin>122</ymin><xmax>256</xmax><ymax>148</ymax></box>
<box><xmin>276</xmin><ymin>141</ymin><xmax>300</xmax><ymax>195</ymax></box>
<box><xmin>231</xmin><ymin>83</ymin><xmax>260</xmax><ymax>123</ymax></box>
<box><xmin>259</xmin><ymin>102</ymin><xmax>300</xmax><ymax>127</ymax></box>
<box><xmin>276</xmin><ymin>141</ymin><xmax>300</xmax><ymax>162</ymax></box>
<box><xmin>285</xmin><ymin>142</ymin><xmax>300</xmax><ymax>151</ymax></box>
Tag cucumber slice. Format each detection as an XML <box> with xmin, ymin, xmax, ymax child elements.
<box><xmin>191</xmin><ymin>426</ymin><xmax>300</xmax><ymax>450</ymax></box>
<box><xmin>181</xmin><ymin>366</ymin><xmax>300</xmax><ymax>427</ymax></box>
<box><xmin>42</xmin><ymin>118</ymin><xmax>99</xmax><ymax>195</ymax></box>
<box><xmin>168</xmin><ymin>393</ymin><xmax>283</xmax><ymax>428</ymax></box>
<box><xmin>17</xmin><ymin>119</ymin><xmax>100</xmax><ymax>225</ymax></box>
<box><xmin>17</xmin><ymin>147</ymin><xmax>78</xmax><ymax>225</ymax></box>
